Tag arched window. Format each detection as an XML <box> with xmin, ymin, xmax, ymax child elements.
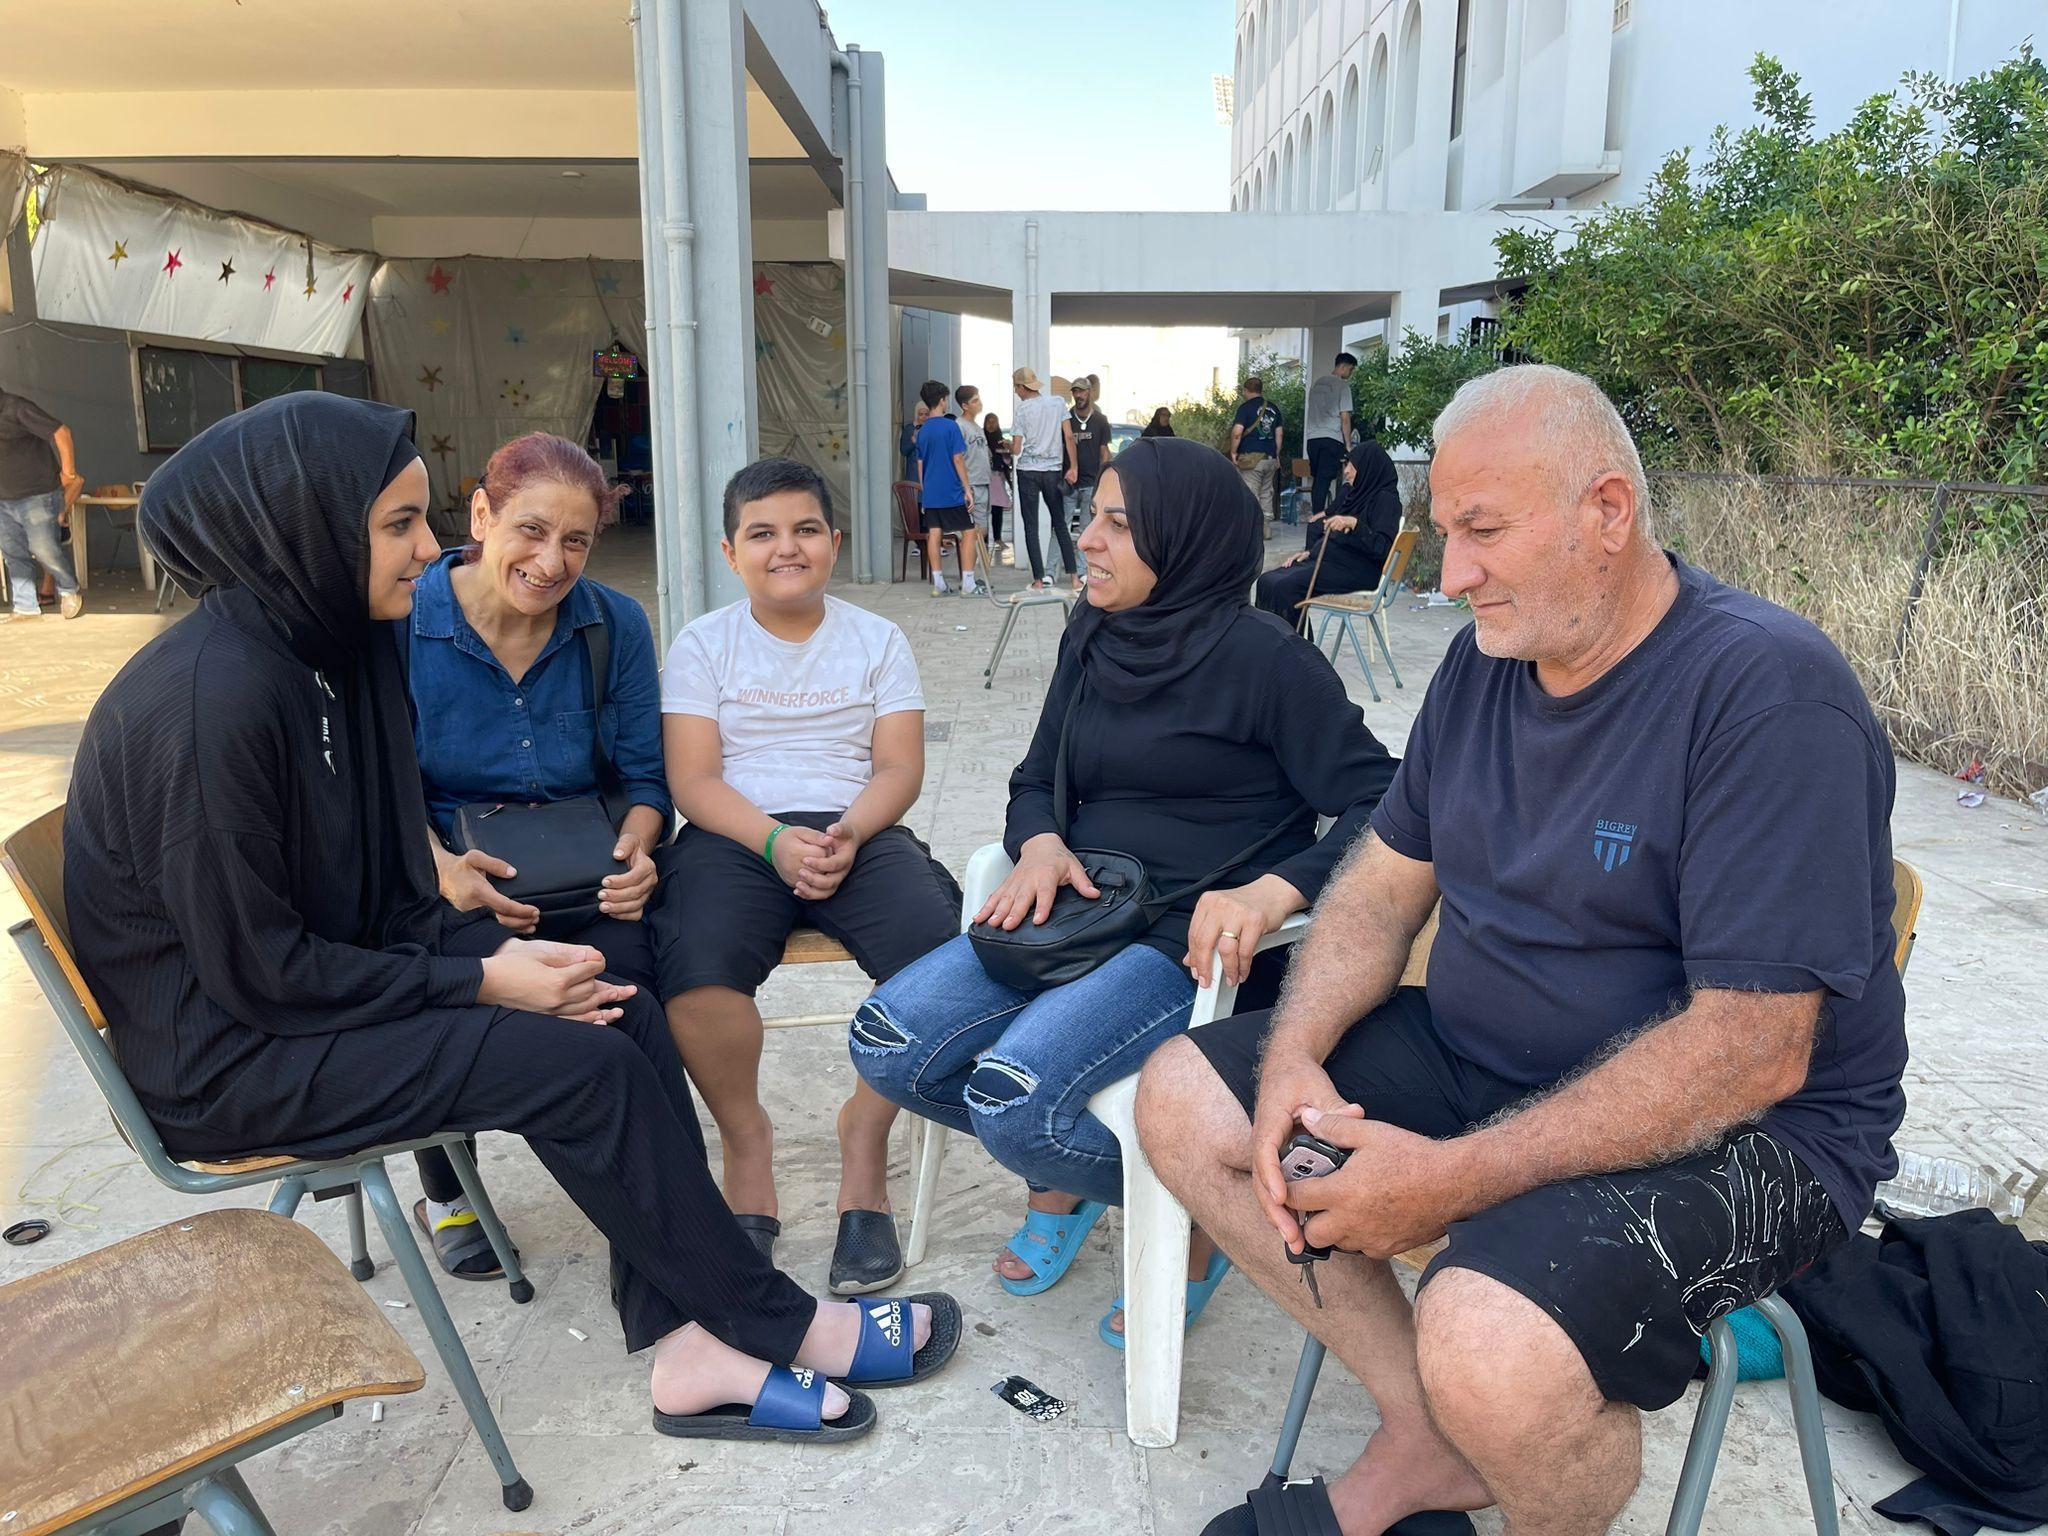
<box><xmin>1299</xmin><ymin>117</ymin><xmax>1316</xmax><ymax>210</ymax></box>
<box><xmin>1394</xmin><ymin>2</ymin><xmax>1422</xmax><ymax>152</ymax></box>
<box><xmin>1282</xmin><ymin>132</ymin><xmax>1298</xmax><ymax>211</ymax></box>
<box><xmin>1257</xmin><ymin>0</ymin><xmax>1270</xmax><ymax>76</ymax></box>
<box><xmin>1316</xmin><ymin>91</ymin><xmax>1335</xmax><ymax>208</ymax></box>
<box><xmin>1472</xmin><ymin>0</ymin><xmax>1508</xmax><ymax>89</ymax></box>
<box><xmin>1265</xmin><ymin>151</ymin><xmax>1280</xmax><ymax>209</ymax></box>
<box><xmin>1338</xmin><ymin>65</ymin><xmax>1361</xmax><ymax>189</ymax></box>
<box><xmin>1253</xmin><ymin>167</ymin><xmax>1264</xmax><ymax>210</ymax></box>
<box><xmin>1364</xmin><ymin>39</ymin><xmax>1390</xmax><ymax>191</ymax></box>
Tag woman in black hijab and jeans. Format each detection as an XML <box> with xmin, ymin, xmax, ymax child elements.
<box><xmin>851</xmin><ymin>437</ymin><xmax>1396</xmax><ymax>1343</ymax></box>
<box><xmin>63</xmin><ymin>395</ymin><xmax>956</xmax><ymax>1446</ymax></box>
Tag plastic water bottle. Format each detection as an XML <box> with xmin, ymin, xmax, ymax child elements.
<box><xmin>1874</xmin><ymin>1151</ymin><xmax>2027</xmax><ymax>1221</ymax></box>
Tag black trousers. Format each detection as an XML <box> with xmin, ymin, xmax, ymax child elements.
<box><xmin>1014</xmin><ymin>469</ymin><xmax>1079</xmax><ymax>582</ymax></box>
<box><xmin>417</xmin><ymin>910</ymin><xmax>659</xmax><ymax>1203</ymax></box>
<box><xmin>435</xmin><ymin>987</ymin><xmax>817</xmax><ymax>1356</ymax></box>
<box><xmin>1306</xmin><ymin>437</ymin><xmax>1346</xmax><ymax>516</ymax></box>
<box><xmin>1254</xmin><ymin>561</ymin><xmax>1319</xmax><ymax>633</ymax></box>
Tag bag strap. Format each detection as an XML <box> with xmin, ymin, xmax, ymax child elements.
<box><xmin>582</xmin><ymin>608</ymin><xmax>619</xmax><ymax>796</ymax></box>
<box><xmin>1051</xmin><ymin>673</ymin><xmax>1312</xmax><ymax>911</ymax></box>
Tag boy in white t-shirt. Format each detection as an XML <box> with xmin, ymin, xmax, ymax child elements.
<box><xmin>658</xmin><ymin>457</ymin><xmax>961</xmax><ymax>1296</ymax></box>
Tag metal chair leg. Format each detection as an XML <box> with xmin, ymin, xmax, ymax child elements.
<box><xmin>1369</xmin><ymin>610</ymin><xmax>1403</xmax><ymax>690</ymax></box>
<box><xmin>344</xmin><ymin>1185</ymin><xmax>375</xmax><ymax>1281</ymax></box>
<box><xmin>1269</xmin><ymin>1334</ymin><xmax>1329</xmax><ymax>1482</ymax></box>
<box><xmin>442</xmin><ymin>1136</ymin><xmax>533</xmax><ymax>1304</ymax></box>
<box><xmin>266</xmin><ymin>1175</ymin><xmax>307</xmax><ymax>1218</ymax></box>
<box><xmin>1666</xmin><ymin>1315</ymin><xmax>1740</xmax><ymax>1536</ymax></box>
<box><xmin>356</xmin><ymin>1158</ymin><xmax>533</xmax><ymax>1512</ymax></box>
<box><xmin>1344</xmin><ymin>618</ymin><xmax>1383</xmax><ymax>703</ymax></box>
<box><xmin>1758</xmin><ymin>1295</ymin><xmax>1841</xmax><ymax>1536</ymax></box>
<box><xmin>185</xmin><ymin>1467</ymin><xmax>279</xmax><ymax>1536</ymax></box>
<box><xmin>984</xmin><ymin>603</ymin><xmax>1022</xmax><ymax>687</ymax></box>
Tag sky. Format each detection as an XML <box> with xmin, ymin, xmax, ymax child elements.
<box><xmin>819</xmin><ymin>0</ymin><xmax>1239</xmax><ymax>212</ymax></box>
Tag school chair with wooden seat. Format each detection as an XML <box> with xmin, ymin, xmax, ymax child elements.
<box><xmin>1301</xmin><ymin>526</ymin><xmax>1418</xmax><ymax>704</ymax></box>
<box><xmin>1257</xmin><ymin>858</ymin><xmax>1926</xmax><ymax>1536</ymax></box>
<box><xmin>2</xmin><ymin>806</ymin><xmax>537</xmax><ymax>1514</ymax></box>
<box><xmin>0</xmin><ymin>1208</ymin><xmax>423</xmax><ymax>1536</ymax></box>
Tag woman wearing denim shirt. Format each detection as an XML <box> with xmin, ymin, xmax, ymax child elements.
<box><xmin>403</xmin><ymin>431</ymin><xmax>672</xmax><ymax>1277</ymax></box>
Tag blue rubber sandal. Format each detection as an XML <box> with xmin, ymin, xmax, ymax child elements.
<box><xmin>998</xmin><ymin>1200</ymin><xmax>1108</xmax><ymax>1297</ymax></box>
<box><xmin>652</xmin><ymin>1364</ymin><xmax>876</xmax><ymax>1445</ymax></box>
<box><xmin>832</xmin><ymin>1292</ymin><xmax>963</xmax><ymax>1388</ymax></box>
<box><xmin>1099</xmin><ymin>1247</ymin><xmax>1232</xmax><ymax>1350</ymax></box>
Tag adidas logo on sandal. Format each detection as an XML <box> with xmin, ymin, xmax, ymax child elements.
<box><xmin>792</xmin><ymin>1367</ymin><xmax>816</xmax><ymax>1389</ymax></box>
<box><xmin>869</xmin><ymin>1301</ymin><xmax>904</xmax><ymax>1349</ymax></box>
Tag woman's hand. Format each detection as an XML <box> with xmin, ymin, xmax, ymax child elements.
<box><xmin>1184</xmin><ymin>873</ymin><xmax>1306</xmax><ymax>988</ymax></box>
<box><xmin>599</xmin><ymin>835</ymin><xmax>658</xmax><ymax>922</ymax></box>
<box><xmin>437</xmin><ymin>846</ymin><xmax>541</xmax><ymax>933</ymax></box>
<box><xmin>793</xmin><ymin>820</ymin><xmax>862</xmax><ymax>902</ymax></box>
<box><xmin>1281</xmin><ymin>549</ymin><xmax>1310</xmax><ymax>568</ymax></box>
<box><xmin>1324</xmin><ymin>514</ymin><xmax>1358</xmax><ymax>534</ymax></box>
<box><xmin>975</xmin><ymin>832</ymin><xmax>1100</xmax><ymax>930</ymax></box>
<box><xmin>479</xmin><ymin>940</ymin><xmax>637</xmax><ymax>1024</ymax></box>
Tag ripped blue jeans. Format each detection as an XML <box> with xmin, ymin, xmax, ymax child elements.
<box><xmin>849</xmin><ymin>933</ymin><xmax>1196</xmax><ymax>1207</ymax></box>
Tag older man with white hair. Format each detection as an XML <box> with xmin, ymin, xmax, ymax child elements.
<box><xmin>1138</xmin><ymin>364</ymin><xmax>1907</xmax><ymax>1536</ymax></box>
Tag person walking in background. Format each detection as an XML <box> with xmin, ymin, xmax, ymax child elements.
<box><xmin>1229</xmin><ymin>375</ymin><xmax>1284</xmax><ymax>539</ymax></box>
<box><xmin>984</xmin><ymin>411</ymin><xmax>1015</xmax><ymax>564</ymax></box>
<box><xmin>1303</xmin><ymin>352</ymin><xmax>1357</xmax><ymax>528</ymax></box>
<box><xmin>0</xmin><ymin>384</ymin><xmax>87</xmax><ymax>620</ymax></box>
<box><xmin>913</xmin><ymin>381</ymin><xmax>977</xmax><ymax>597</ymax></box>
<box><xmin>1064</xmin><ymin>375</ymin><xmax>1112</xmax><ymax>533</ymax></box>
<box><xmin>952</xmin><ymin>383</ymin><xmax>993</xmax><ymax>575</ymax></box>
<box><xmin>1141</xmin><ymin>407</ymin><xmax>1176</xmax><ymax>438</ymax></box>
<box><xmin>1010</xmin><ymin>366</ymin><xmax>1080</xmax><ymax>592</ymax></box>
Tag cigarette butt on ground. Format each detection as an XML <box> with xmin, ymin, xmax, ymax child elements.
<box><xmin>567</xmin><ymin>1326</ymin><xmax>589</xmax><ymax>1342</ymax></box>
<box><xmin>370</xmin><ymin>1401</ymin><xmax>384</xmax><ymax>1423</ymax></box>
<box><xmin>381</xmin><ymin>1298</ymin><xmax>410</xmax><ymax>1310</ymax></box>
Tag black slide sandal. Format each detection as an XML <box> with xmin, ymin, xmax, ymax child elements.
<box><xmin>828</xmin><ymin>1208</ymin><xmax>905</xmax><ymax>1295</ymax></box>
<box><xmin>732</xmin><ymin>1212</ymin><xmax>781</xmax><ymax>1263</ymax></box>
<box><xmin>1200</xmin><ymin>1477</ymin><xmax>1476</xmax><ymax>1536</ymax></box>
<box><xmin>654</xmin><ymin>1365</ymin><xmax>876</xmax><ymax>1445</ymax></box>
<box><xmin>832</xmin><ymin>1292</ymin><xmax>963</xmax><ymax>1390</ymax></box>
<box><xmin>412</xmin><ymin>1197</ymin><xmax>505</xmax><ymax>1282</ymax></box>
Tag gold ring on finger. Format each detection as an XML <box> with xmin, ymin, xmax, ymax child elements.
<box><xmin>1219</xmin><ymin>930</ymin><xmax>1240</xmax><ymax>941</ymax></box>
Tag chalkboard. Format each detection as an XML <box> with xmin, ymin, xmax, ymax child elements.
<box><xmin>240</xmin><ymin>357</ymin><xmax>322</xmax><ymax>407</ymax></box>
<box><xmin>137</xmin><ymin>346</ymin><xmax>237</xmax><ymax>452</ymax></box>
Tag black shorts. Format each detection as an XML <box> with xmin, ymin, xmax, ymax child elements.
<box><xmin>920</xmin><ymin>502</ymin><xmax>973</xmax><ymax>535</ymax></box>
<box><xmin>1189</xmin><ymin>989</ymin><xmax>1848</xmax><ymax>1410</ymax></box>
<box><xmin>651</xmin><ymin>811</ymin><xmax>962</xmax><ymax>998</ymax></box>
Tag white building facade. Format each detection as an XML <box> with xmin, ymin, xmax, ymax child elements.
<box><xmin>1230</xmin><ymin>0</ymin><xmax>2040</xmax><ymax>358</ymax></box>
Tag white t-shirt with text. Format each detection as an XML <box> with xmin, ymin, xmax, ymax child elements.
<box><xmin>661</xmin><ymin>596</ymin><xmax>924</xmax><ymax>814</ymax></box>
<box><xmin>1014</xmin><ymin>394</ymin><xmax>1068</xmax><ymax>473</ymax></box>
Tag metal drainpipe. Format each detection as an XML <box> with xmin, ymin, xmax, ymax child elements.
<box><xmin>652</xmin><ymin>0</ymin><xmax>704</xmax><ymax>629</ymax></box>
<box><xmin>1024</xmin><ymin>218</ymin><xmax>1040</xmax><ymax>375</ymax></box>
<box><xmin>832</xmin><ymin>47</ymin><xmax>872</xmax><ymax>583</ymax></box>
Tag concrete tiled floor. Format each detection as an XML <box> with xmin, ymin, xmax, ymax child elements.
<box><xmin>2</xmin><ymin>526</ymin><xmax>2042</xmax><ymax>1534</ymax></box>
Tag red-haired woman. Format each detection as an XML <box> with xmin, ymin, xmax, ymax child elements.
<box><xmin>401</xmin><ymin>432</ymin><xmax>673</xmax><ymax>1278</ymax></box>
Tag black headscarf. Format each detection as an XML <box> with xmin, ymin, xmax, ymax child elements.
<box><xmin>140</xmin><ymin>394</ymin><xmax>440</xmax><ymax>945</ymax></box>
<box><xmin>1064</xmin><ymin>436</ymin><xmax>1263</xmax><ymax>702</ymax></box>
<box><xmin>1333</xmin><ymin>439</ymin><xmax>1400</xmax><ymax>524</ymax></box>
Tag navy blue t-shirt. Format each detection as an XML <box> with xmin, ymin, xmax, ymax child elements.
<box><xmin>1370</xmin><ymin>556</ymin><xmax>1906</xmax><ymax>1228</ymax></box>
<box><xmin>915</xmin><ymin>415</ymin><xmax>968</xmax><ymax>508</ymax></box>
<box><xmin>1233</xmin><ymin>396</ymin><xmax>1281</xmax><ymax>455</ymax></box>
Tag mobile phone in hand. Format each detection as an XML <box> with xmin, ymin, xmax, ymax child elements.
<box><xmin>1280</xmin><ymin>1130</ymin><xmax>1351</xmax><ymax>1183</ymax></box>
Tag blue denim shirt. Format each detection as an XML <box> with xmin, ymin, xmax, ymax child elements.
<box><xmin>403</xmin><ymin>551</ymin><xmax>672</xmax><ymax>839</ymax></box>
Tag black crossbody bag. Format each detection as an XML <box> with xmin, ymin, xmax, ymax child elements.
<box><xmin>436</xmin><ymin>617</ymin><xmax>627</xmax><ymax>939</ymax></box>
<box><xmin>967</xmin><ymin>688</ymin><xmax>1307</xmax><ymax>992</ymax></box>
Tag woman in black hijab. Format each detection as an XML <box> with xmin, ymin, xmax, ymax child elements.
<box><xmin>851</xmin><ymin>437</ymin><xmax>1396</xmax><ymax>1344</ymax></box>
<box><xmin>64</xmin><ymin>394</ymin><xmax>955</xmax><ymax>1446</ymax></box>
<box><xmin>1255</xmin><ymin>436</ymin><xmax>1404</xmax><ymax>630</ymax></box>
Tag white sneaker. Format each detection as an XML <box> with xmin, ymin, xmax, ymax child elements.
<box><xmin>58</xmin><ymin>591</ymin><xmax>84</xmax><ymax>620</ymax></box>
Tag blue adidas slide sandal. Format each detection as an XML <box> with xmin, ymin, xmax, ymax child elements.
<box><xmin>998</xmin><ymin>1200</ymin><xmax>1108</xmax><ymax>1297</ymax></box>
<box><xmin>652</xmin><ymin>1364</ymin><xmax>876</xmax><ymax>1445</ymax></box>
<box><xmin>833</xmin><ymin>1292</ymin><xmax>963</xmax><ymax>1388</ymax></box>
<box><xmin>1099</xmin><ymin>1247</ymin><xmax>1232</xmax><ymax>1350</ymax></box>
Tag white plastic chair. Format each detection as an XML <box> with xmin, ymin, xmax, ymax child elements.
<box><xmin>903</xmin><ymin>841</ymin><xmax>1309</xmax><ymax>1448</ymax></box>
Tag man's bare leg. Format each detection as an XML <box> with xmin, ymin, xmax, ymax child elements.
<box><xmin>1416</xmin><ymin>1269</ymin><xmax>1640</xmax><ymax>1536</ymax></box>
<box><xmin>1137</xmin><ymin>1038</ymin><xmax>1491</xmax><ymax>1534</ymax></box>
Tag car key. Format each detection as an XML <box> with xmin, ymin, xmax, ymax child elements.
<box><xmin>1280</xmin><ymin>1130</ymin><xmax>1351</xmax><ymax>1308</ymax></box>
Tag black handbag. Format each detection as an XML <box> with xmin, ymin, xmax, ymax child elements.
<box><xmin>445</xmin><ymin>616</ymin><xmax>626</xmax><ymax>939</ymax></box>
<box><xmin>968</xmin><ymin>686</ymin><xmax>1306</xmax><ymax>992</ymax></box>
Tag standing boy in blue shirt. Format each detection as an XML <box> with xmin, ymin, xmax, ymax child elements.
<box><xmin>913</xmin><ymin>380</ymin><xmax>978</xmax><ymax>595</ymax></box>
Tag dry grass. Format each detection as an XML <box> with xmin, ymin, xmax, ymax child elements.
<box><xmin>1655</xmin><ymin>475</ymin><xmax>2048</xmax><ymax>802</ymax></box>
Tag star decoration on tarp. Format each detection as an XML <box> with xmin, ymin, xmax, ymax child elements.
<box><xmin>830</xmin><ymin>332</ymin><xmax>846</xmax><ymax>351</ymax></box>
<box><xmin>513</xmin><ymin>273</ymin><xmax>534</xmax><ymax>294</ymax></box>
<box><xmin>427</xmin><ymin>316</ymin><xmax>452</xmax><ymax>336</ymax></box>
<box><xmin>107</xmin><ymin>241</ymin><xmax>129</xmax><ymax>268</ymax></box>
<box><xmin>217</xmin><ymin>259</ymin><xmax>236</xmax><ymax>284</ymax></box>
<box><xmin>594</xmin><ymin>271</ymin><xmax>621</xmax><ymax>296</ymax></box>
<box><xmin>342</xmin><ymin>282</ymin><xmax>355</xmax><ymax>303</ymax></box>
<box><xmin>426</xmin><ymin>263</ymin><xmax>454</xmax><ymax>295</ymax></box>
<box><xmin>430</xmin><ymin>435</ymin><xmax>454</xmax><ymax>463</ymax></box>
<box><xmin>755</xmin><ymin>336</ymin><xmax>776</xmax><ymax>361</ymax></box>
<box><xmin>824</xmin><ymin>383</ymin><xmax>847</xmax><ymax>409</ymax></box>
<box><xmin>753</xmin><ymin>272</ymin><xmax>774</xmax><ymax>296</ymax></box>
<box><xmin>162</xmin><ymin>249</ymin><xmax>183</xmax><ymax>277</ymax></box>
<box><xmin>507</xmin><ymin>326</ymin><xmax>525</xmax><ymax>346</ymax></box>
<box><xmin>263</xmin><ymin>269</ymin><xmax>276</xmax><ymax>291</ymax></box>
<box><xmin>500</xmin><ymin>378</ymin><xmax>532</xmax><ymax>409</ymax></box>
<box><xmin>826</xmin><ymin>432</ymin><xmax>846</xmax><ymax>459</ymax></box>
<box><xmin>418</xmin><ymin>366</ymin><xmax>444</xmax><ymax>392</ymax></box>
<box><xmin>304</xmin><ymin>276</ymin><xmax>318</xmax><ymax>298</ymax></box>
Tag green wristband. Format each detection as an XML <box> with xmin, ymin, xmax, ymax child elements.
<box><xmin>763</xmin><ymin>823</ymin><xmax>787</xmax><ymax>866</ymax></box>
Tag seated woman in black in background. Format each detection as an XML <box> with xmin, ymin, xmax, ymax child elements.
<box><xmin>63</xmin><ymin>394</ymin><xmax>955</xmax><ymax>1444</ymax></box>
<box><xmin>403</xmin><ymin>431</ymin><xmax>669</xmax><ymax>1281</ymax></box>
<box><xmin>1255</xmin><ymin>437</ymin><xmax>1403</xmax><ymax>632</ymax></box>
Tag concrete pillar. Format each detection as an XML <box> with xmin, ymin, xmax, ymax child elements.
<box><xmin>629</xmin><ymin>0</ymin><xmax>681</xmax><ymax>644</ymax></box>
<box><xmin>1411</xmin><ymin>0</ymin><xmax>1459</xmax><ymax>213</ymax></box>
<box><xmin>847</xmin><ymin>47</ymin><xmax>894</xmax><ymax>586</ymax></box>
<box><xmin>1010</xmin><ymin>219</ymin><xmax>1051</xmax><ymax>404</ymax></box>
<box><xmin>1307</xmin><ymin>323</ymin><xmax>1346</xmax><ymax>377</ymax></box>
<box><xmin>679</xmin><ymin>0</ymin><xmax>756</xmax><ymax>616</ymax></box>
<box><xmin>1388</xmin><ymin>286</ymin><xmax>1440</xmax><ymax>354</ymax></box>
